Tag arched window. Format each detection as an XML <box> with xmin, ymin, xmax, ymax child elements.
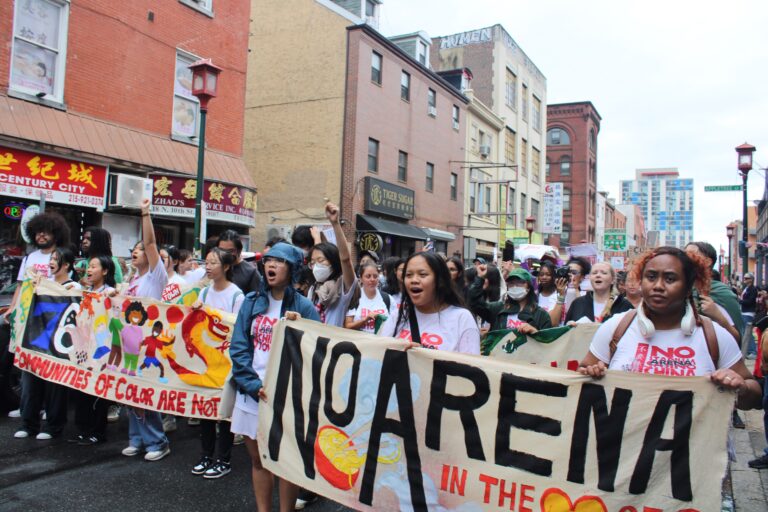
<box><xmin>560</xmin><ymin>155</ymin><xmax>571</xmax><ymax>176</ymax></box>
<box><xmin>547</xmin><ymin>127</ymin><xmax>571</xmax><ymax>145</ymax></box>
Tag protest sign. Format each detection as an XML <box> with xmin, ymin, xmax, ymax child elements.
<box><xmin>259</xmin><ymin>318</ymin><xmax>732</xmax><ymax>512</ymax></box>
<box><xmin>13</xmin><ymin>279</ymin><xmax>233</xmax><ymax>419</ymax></box>
<box><xmin>483</xmin><ymin>323</ymin><xmax>599</xmax><ymax>371</ymax></box>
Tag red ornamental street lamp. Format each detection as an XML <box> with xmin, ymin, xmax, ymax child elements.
<box><xmin>736</xmin><ymin>143</ymin><xmax>756</xmax><ymax>277</ymax></box>
<box><xmin>525</xmin><ymin>215</ymin><xmax>536</xmax><ymax>243</ymax></box>
<box><xmin>189</xmin><ymin>59</ymin><xmax>223</xmax><ymax>256</ymax></box>
<box><xmin>726</xmin><ymin>223</ymin><xmax>736</xmax><ymax>283</ymax></box>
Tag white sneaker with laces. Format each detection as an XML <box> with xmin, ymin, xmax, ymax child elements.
<box><xmin>36</xmin><ymin>432</ymin><xmax>53</xmax><ymax>440</ymax></box>
<box><xmin>122</xmin><ymin>445</ymin><xmax>140</xmax><ymax>457</ymax></box>
<box><xmin>144</xmin><ymin>446</ymin><xmax>170</xmax><ymax>461</ymax></box>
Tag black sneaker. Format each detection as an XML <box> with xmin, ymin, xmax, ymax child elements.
<box><xmin>748</xmin><ymin>454</ymin><xmax>768</xmax><ymax>469</ymax></box>
<box><xmin>191</xmin><ymin>456</ymin><xmax>213</xmax><ymax>475</ymax></box>
<box><xmin>78</xmin><ymin>435</ymin><xmax>105</xmax><ymax>446</ymax></box>
<box><xmin>68</xmin><ymin>434</ymin><xmax>86</xmax><ymax>444</ymax></box>
<box><xmin>295</xmin><ymin>490</ymin><xmax>318</xmax><ymax>510</ymax></box>
<box><xmin>203</xmin><ymin>460</ymin><xmax>231</xmax><ymax>479</ymax></box>
<box><xmin>732</xmin><ymin>411</ymin><xmax>746</xmax><ymax>429</ymax></box>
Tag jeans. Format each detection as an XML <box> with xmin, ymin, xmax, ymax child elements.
<box><xmin>128</xmin><ymin>408</ymin><xmax>168</xmax><ymax>452</ymax></box>
<box><xmin>742</xmin><ymin>313</ymin><xmax>757</xmax><ymax>356</ymax></box>
<box><xmin>201</xmin><ymin>419</ymin><xmax>233</xmax><ymax>462</ymax></box>
<box><xmin>20</xmin><ymin>371</ymin><xmax>68</xmax><ymax>435</ymax></box>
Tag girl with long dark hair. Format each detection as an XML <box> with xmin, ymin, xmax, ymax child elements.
<box><xmin>536</xmin><ymin>261</ymin><xmax>568</xmax><ymax>326</ymax></box>
<box><xmin>378</xmin><ymin>252</ymin><xmax>480</xmax><ymax>354</ymax></box>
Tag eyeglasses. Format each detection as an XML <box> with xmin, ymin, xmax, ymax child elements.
<box><xmin>569</xmin><ymin>270</ymin><xmax>581</xmax><ymax>275</ymax></box>
<box><xmin>264</xmin><ymin>257</ymin><xmax>288</xmax><ymax>267</ymax></box>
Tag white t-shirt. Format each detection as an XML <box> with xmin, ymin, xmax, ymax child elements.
<box><xmin>125</xmin><ymin>261</ymin><xmax>168</xmax><ymax>300</ymax></box>
<box><xmin>538</xmin><ymin>292</ymin><xmax>558</xmax><ymax>312</ymax></box>
<box><xmin>183</xmin><ymin>267</ymin><xmax>206</xmax><ymax>285</ymax></box>
<box><xmin>379</xmin><ymin>305</ymin><xmax>480</xmax><ymax>355</ymax></box>
<box><xmin>236</xmin><ymin>293</ymin><xmax>281</xmax><ymax>414</ymax></box>
<box><xmin>506</xmin><ymin>313</ymin><xmax>527</xmax><ymax>329</ymax></box>
<box><xmin>347</xmin><ymin>290</ymin><xmax>391</xmax><ymax>333</ymax></box>
<box><xmin>161</xmin><ymin>272</ymin><xmax>188</xmax><ymax>302</ymax></box>
<box><xmin>593</xmin><ymin>299</ymin><xmax>606</xmax><ymax>322</ymax></box>
<box><xmin>17</xmin><ymin>249</ymin><xmax>53</xmax><ymax>281</ymax></box>
<box><xmin>590</xmin><ymin>311</ymin><xmax>742</xmax><ymax>376</ymax></box>
<box><xmin>200</xmin><ymin>283</ymin><xmax>244</xmax><ymax>314</ymax></box>
<box><xmin>391</xmin><ymin>292</ymin><xmax>403</xmax><ymax>311</ymax></box>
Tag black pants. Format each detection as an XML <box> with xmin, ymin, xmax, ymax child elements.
<box><xmin>21</xmin><ymin>371</ymin><xmax>68</xmax><ymax>435</ymax></box>
<box><xmin>73</xmin><ymin>389</ymin><xmax>108</xmax><ymax>440</ymax></box>
<box><xmin>0</xmin><ymin>324</ymin><xmax>19</xmax><ymax>413</ymax></box>
<box><xmin>200</xmin><ymin>419</ymin><xmax>233</xmax><ymax>462</ymax></box>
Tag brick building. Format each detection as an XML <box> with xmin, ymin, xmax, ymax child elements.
<box><xmin>546</xmin><ymin>101</ymin><xmax>601</xmax><ymax>248</ymax></box>
<box><xmin>0</xmin><ymin>0</ymin><xmax>254</xmax><ymax>263</ymax></box>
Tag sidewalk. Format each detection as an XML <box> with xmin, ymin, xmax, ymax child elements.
<box><xmin>731</xmin><ymin>407</ymin><xmax>768</xmax><ymax>511</ymax></box>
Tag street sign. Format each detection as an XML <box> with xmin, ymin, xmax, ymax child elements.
<box><xmin>603</xmin><ymin>229</ymin><xmax>627</xmax><ymax>251</ymax></box>
<box><xmin>704</xmin><ymin>185</ymin><xmax>742</xmax><ymax>192</ymax></box>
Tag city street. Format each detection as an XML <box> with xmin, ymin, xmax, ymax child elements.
<box><xmin>0</xmin><ymin>410</ymin><xmax>352</xmax><ymax>512</ymax></box>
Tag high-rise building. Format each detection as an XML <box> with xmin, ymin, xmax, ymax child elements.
<box><xmin>431</xmin><ymin>25</ymin><xmax>547</xmax><ymax>246</ymax></box>
<box><xmin>620</xmin><ymin>169</ymin><xmax>694</xmax><ymax>248</ymax></box>
<box><xmin>546</xmin><ymin>102</ymin><xmax>601</xmax><ymax>248</ymax></box>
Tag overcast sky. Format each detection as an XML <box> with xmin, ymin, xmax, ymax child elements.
<box><xmin>378</xmin><ymin>0</ymin><xmax>768</xmax><ymax>252</ymax></box>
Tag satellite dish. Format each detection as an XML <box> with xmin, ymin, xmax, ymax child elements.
<box><xmin>20</xmin><ymin>205</ymin><xmax>40</xmax><ymax>243</ymax></box>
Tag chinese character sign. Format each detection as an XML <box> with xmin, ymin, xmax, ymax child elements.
<box><xmin>603</xmin><ymin>229</ymin><xmax>627</xmax><ymax>251</ymax></box>
<box><xmin>542</xmin><ymin>183</ymin><xmax>563</xmax><ymax>234</ymax></box>
<box><xmin>0</xmin><ymin>147</ymin><xmax>107</xmax><ymax>210</ymax></box>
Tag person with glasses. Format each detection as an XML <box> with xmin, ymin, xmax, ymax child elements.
<box><xmin>229</xmin><ymin>242</ymin><xmax>319</xmax><ymax>511</ymax></box>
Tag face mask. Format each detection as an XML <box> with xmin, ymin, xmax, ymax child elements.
<box><xmin>507</xmin><ymin>286</ymin><xmax>527</xmax><ymax>301</ymax></box>
<box><xmin>312</xmin><ymin>263</ymin><xmax>333</xmax><ymax>283</ymax></box>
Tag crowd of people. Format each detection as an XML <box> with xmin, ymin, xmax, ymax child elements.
<box><xmin>1</xmin><ymin>202</ymin><xmax>767</xmax><ymax>510</ymax></box>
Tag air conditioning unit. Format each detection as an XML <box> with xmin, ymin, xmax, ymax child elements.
<box><xmin>108</xmin><ymin>174</ymin><xmax>153</xmax><ymax>209</ymax></box>
<box><xmin>266</xmin><ymin>224</ymin><xmax>293</xmax><ymax>242</ymax></box>
<box><xmin>479</xmin><ymin>145</ymin><xmax>491</xmax><ymax>158</ymax></box>
<box><xmin>428</xmin><ymin>106</ymin><xmax>437</xmax><ymax>117</ymax></box>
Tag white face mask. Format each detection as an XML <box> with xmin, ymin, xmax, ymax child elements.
<box><xmin>312</xmin><ymin>263</ymin><xmax>333</xmax><ymax>283</ymax></box>
<box><xmin>507</xmin><ymin>286</ymin><xmax>527</xmax><ymax>301</ymax></box>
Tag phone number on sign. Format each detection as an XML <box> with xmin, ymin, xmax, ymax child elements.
<box><xmin>67</xmin><ymin>194</ymin><xmax>105</xmax><ymax>208</ymax></box>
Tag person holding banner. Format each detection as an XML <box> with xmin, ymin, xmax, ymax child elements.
<box><xmin>229</xmin><ymin>242</ymin><xmax>320</xmax><ymax>511</ymax></box>
<box><xmin>565</xmin><ymin>262</ymin><xmax>633</xmax><ymax>324</ymax></box>
<box><xmin>579</xmin><ymin>247</ymin><xmax>762</xmax><ymax>410</ymax></box>
<box><xmin>378</xmin><ymin>251</ymin><xmax>480</xmax><ymax>353</ymax></box>
<box><xmin>345</xmin><ymin>261</ymin><xmax>392</xmax><ymax>333</ymax></box>
<box><xmin>469</xmin><ymin>266</ymin><xmax>552</xmax><ymax>333</ymax></box>
<box><xmin>121</xmin><ymin>198</ymin><xmax>171</xmax><ymax>462</ymax></box>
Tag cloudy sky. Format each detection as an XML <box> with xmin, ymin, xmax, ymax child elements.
<box><xmin>378</xmin><ymin>0</ymin><xmax>768</xmax><ymax>251</ymax></box>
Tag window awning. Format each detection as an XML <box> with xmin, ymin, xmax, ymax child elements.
<box><xmin>356</xmin><ymin>214</ymin><xmax>427</xmax><ymax>240</ymax></box>
<box><xmin>422</xmin><ymin>227</ymin><xmax>456</xmax><ymax>241</ymax></box>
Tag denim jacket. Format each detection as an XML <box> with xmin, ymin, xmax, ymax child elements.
<box><xmin>229</xmin><ymin>285</ymin><xmax>319</xmax><ymax>400</ymax></box>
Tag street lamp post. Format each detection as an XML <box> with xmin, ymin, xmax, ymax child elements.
<box><xmin>525</xmin><ymin>215</ymin><xmax>536</xmax><ymax>243</ymax></box>
<box><xmin>727</xmin><ymin>223</ymin><xmax>736</xmax><ymax>284</ymax></box>
<box><xmin>736</xmin><ymin>143</ymin><xmax>756</xmax><ymax>278</ymax></box>
<box><xmin>189</xmin><ymin>58</ymin><xmax>222</xmax><ymax>256</ymax></box>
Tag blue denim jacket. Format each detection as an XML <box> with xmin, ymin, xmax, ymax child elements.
<box><xmin>229</xmin><ymin>286</ymin><xmax>319</xmax><ymax>400</ymax></box>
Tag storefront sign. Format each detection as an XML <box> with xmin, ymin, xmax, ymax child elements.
<box><xmin>3</xmin><ymin>202</ymin><xmax>26</xmax><ymax>220</ymax></box>
<box><xmin>150</xmin><ymin>174</ymin><xmax>256</xmax><ymax>227</ymax></box>
<box><xmin>358</xmin><ymin>233</ymin><xmax>383</xmax><ymax>253</ymax></box>
<box><xmin>364</xmin><ymin>177</ymin><xmax>415</xmax><ymax>220</ymax></box>
<box><xmin>0</xmin><ymin>147</ymin><xmax>107</xmax><ymax>210</ymax></box>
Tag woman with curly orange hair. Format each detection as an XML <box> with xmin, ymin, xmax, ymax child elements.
<box><xmin>579</xmin><ymin>246</ymin><xmax>761</xmax><ymax>410</ymax></box>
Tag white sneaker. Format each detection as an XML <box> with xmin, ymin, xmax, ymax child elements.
<box><xmin>107</xmin><ymin>405</ymin><xmax>121</xmax><ymax>423</ymax></box>
<box><xmin>162</xmin><ymin>416</ymin><xmax>177</xmax><ymax>433</ymax></box>
<box><xmin>233</xmin><ymin>434</ymin><xmax>245</xmax><ymax>445</ymax></box>
<box><xmin>144</xmin><ymin>446</ymin><xmax>170</xmax><ymax>461</ymax></box>
<box><xmin>8</xmin><ymin>409</ymin><xmax>20</xmax><ymax>418</ymax></box>
<box><xmin>14</xmin><ymin>430</ymin><xmax>30</xmax><ymax>439</ymax></box>
<box><xmin>36</xmin><ymin>432</ymin><xmax>53</xmax><ymax>440</ymax></box>
<box><xmin>122</xmin><ymin>445</ymin><xmax>141</xmax><ymax>457</ymax></box>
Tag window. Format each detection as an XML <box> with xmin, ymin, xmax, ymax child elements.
<box><xmin>547</xmin><ymin>128</ymin><xmax>571</xmax><ymax>145</ymax></box>
<box><xmin>520</xmin><ymin>193</ymin><xmax>527</xmax><ymax>224</ymax></box>
<box><xmin>400</xmin><ymin>71</ymin><xmax>410</xmax><ymax>101</ymax></box>
<box><xmin>545</xmin><ymin>158</ymin><xmax>551</xmax><ymax>179</ymax></box>
<box><xmin>520</xmin><ymin>139</ymin><xmax>528</xmax><ymax>176</ymax></box>
<box><xmin>452</xmin><ymin>105</ymin><xmax>460</xmax><ymax>130</ymax></box>
<box><xmin>532</xmin><ymin>96</ymin><xmax>541</xmax><ymax>132</ymax></box>
<box><xmin>505</xmin><ymin>68</ymin><xmax>517</xmax><ymax>110</ymax></box>
<box><xmin>180</xmin><ymin>0</ymin><xmax>213</xmax><ymax>15</ymax></box>
<box><xmin>365</xmin><ymin>0</ymin><xmax>376</xmax><ymax>16</ymax></box>
<box><xmin>469</xmin><ymin>169</ymin><xmax>477</xmax><ymax>212</ymax></box>
<box><xmin>589</xmin><ymin>128</ymin><xmax>596</xmax><ymax>151</ymax></box>
<box><xmin>471</xmin><ymin>125</ymin><xmax>479</xmax><ymax>151</ymax></box>
<box><xmin>426</xmin><ymin>162</ymin><xmax>434</xmax><ymax>192</ymax></box>
<box><xmin>427</xmin><ymin>88</ymin><xmax>436</xmax><ymax>116</ymax></box>
<box><xmin>417</xmin><ymin>41</ymin><xmax>428</xmax><ymax>66</ymax></box>
<box><xmin>507</xmin><ymin>187</ymin><xmax>516</xmax><ymax>224</ymax></box>
<box><xmin>484</xmin><ymin>185</ymin><xmax>492</xmax><ymax>214</ymax></box>
<box><xmin>371</xmin><ymin>51</ymin><xmax>382</xmax><ymax>84</ymax></box>
<box><xmin>367</xmin><ymin>138</ymin><xmax>379</xmax><ymax>173</ymax></box>
<box><xmin>561</xmin><ymin>224</ymin><xmax>571</xmax><ymax>245</ymax></box>
<box><xmin>531</xmin><ymin>199</ymin><xmax>540</xmax><ymax>222</ymax></box>
<box><xmin>398</xmin><ymin>151</ymin><xmax>408</xmax><ymax>182</ymax></box>
<box><xmin>172</xmin><ymin>50</ymin><xmax>201</xmax><ymax>139</ymax></box>
<box><xmin>560</xmin><ymin>155</ymin><xmax>571</xmax><ymax>176</ymax></box>
<box><xmin>450</xmin><ymin>173</ymin><xmax>458</xmax><ymax>200</ymax></box>
<box><xmin>10</xmin><ymin>0</ymin><xmax>70</xmax><ymax>103</ymax></box>
<box><xmin>532</xmin><ymin>147</ymin><xmax>541</xmax><ymax>184</ymax></box>
<box><xmin>505</xmin><ymin>127</ymin><xmax>516</xmax><ymax>165</ymax></box>
<box><xmin>521</xmin><ymin>84</ymin><xmax>529</xmax><ymax>121</ymax></box>
<box><xmin>563</xmin><ymin>187</ymin><xmax>571</xmax><ymax>210</ymax></box>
